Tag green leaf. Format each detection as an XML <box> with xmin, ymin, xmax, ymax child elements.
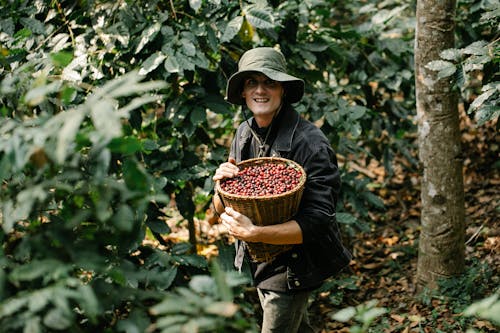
<box><xmin>359</xmin><ymin>306</ymin><xmax>387</xmax><ymax>324</ymax></box>
<box><xmin>43</xmin><ymin>307</ymin><xmax>73</xmax><ymax>330</ymax></box>
<box><xmin>155</xmin><ymin>315</ymin><xmax>189</xmax><ymax>329</ymax></box>
<box><xmin>440</xmin><ymin>48</ymin><xmax>461</xmax><ymax>61</ymax></box>
<box><xmin>189</xmin><ymin>275</ymin><xmax>216</xmax><ymax>296</ymax></box>
<box><xmin>361</xmin><ymin>191</ymin><xmax>385</xmax><ymax>209</ymax></box>
<box><xmin>205</xmin><ymin>301</ymin><xmax>239</xmax><ymax>317</ymax></box>
<box><xmin>14</xmin><ymin>27</ymin><xmax>31</xmax><ymax>39</ymax></box>
<box><xmin>189</xmin><ymin>107</ymin><xmax>206</xmax><ymax>126</ymax></box>
<box><xmin>210</xmin><ymin>259</ymin><xmax>233</xmax><ymax>302</ymax></box>
<box><xmin>51</xmin><ymin>109</ymin><xmax>85</xmax><ymax>164</ymax></box>
<box><xmin>60</xmin><ymin>86</ymin><xmax>77</xmax><ymax>105</ymax></box>
<box><xmin>50</xmin><ymin>51</ymin><xmax>73</xmax><ymax>67</ymax></box>
<box><xmin>462</xmin><ymin>40</ymin><xmax>488</xmax><ymax>56</ymax></box>
<box><xmin>475</xmin><ymin>105</ymin><xmax>500</xmax><ymax>126</ymax></box>
<box><xmin>9</xmin><ymin>259</ymin><xmax>66</xmax><ymax>283</ymax></box>
<box><xmin>108</xmin><ymin>137</ymin><xmax>143</xmax><ymax>154</ymax></box>
<box><xmin>146</xmin><ymin>219</ymin><xmax>171</xmax><ymax>234</ymax></box>
<box><xmin>77</xmin><ymin>284</ymin><xmax>100</xmax><ymax>322</ymax></box>
<box><xmin>112</xmin><ymin>204</ymin><xmax>135</xmax><ymax>231</ymax></box>
<box><xmin>332</xmin><ymin>306</ymin><xmax>356</xmax><ymax>322</ymax></box>
<box><xmin>173</xmin><ymin>254</ymin><xmax>207</xmax><ymax>269</ymax></box>
<box><xmin>150</xmin><ymin>293</ymin><xmax>196</xmax><ymax>315</ymax></box>
<box><xmin>348</xmin><ymin>105</ymin><xmax>367</xmax><ymax>120</ymax></box>
<box><xmin>336</xmin><ymin>212</ymin><xmax>360</xmax><ymax>225</ymax></box>
<box><xmin>468</xmin><ymin>85</ymin><xmax>497</xmax><ymax>113</ymax></box>
<box><xmin>24</xmin><ymin>316</ymin><xmax>42</xmax><ymax>333</ymax></box>
<box><xmin>180</xmin><ymin>37</ymin><xmax>197</xmax><ymax>57</ymax></box>
<box><xmin>135</xmin><ymin>22</ymin><xmax>161</xmax><ymax>54</ymax></box>
<box><xmin>90</xmin><ymin>99</ymin><xmax>123</xmax><ymax>140</ymax></box>
<box><xmin>164</xmin><ymin>55</ymin><xmax>180</xmax><ymax>73</ymax></box>
<box><xmin>155</xmin><ymin>266</ymin><xmax>178</xmax><ymax>290</ymax></box>
<box><xmin>221</xmin><ymin>16</ymin><xmax>243</xmax><ymax>43</ymax></box>
<box><xmin>25</xmin><ymin>81</ymin><xmax>61</xmax><ymax>106</ymax></box>
<box><xmin>464</xmin><ymin>294</ymin><xmax>500</xmax><ymax>325</ymax></box>
<box><xmin>0</xmin><ymin>297</ymin><xmax>28</xmax><ymax>318</ymax></box>
<box><xmin>425</xmin><ymin>60</ymin><xmax>457</xmax><ymax>78</ymax></box>
<box><xmin>184</xmin><ymin>316</ymin><xmax>218</xmax><ymax>331</ymax></box>
<box><xmin>245</xmin><ymin>7</ymin><xmax>275</xmax><ymax>29</ymax></box>
<box><xmin>349</xmin><ymin>123</ymin><xmax>362</xmax><ymax>138</ymax></box>
<box><xmin>28</xmin><ymin>290</ymin><xmax>51</xmax><ymax>312</ymax></box>
<box><xmin>116</xmin><ymin>309</ymin><xmax>151</xmax><ymax>333</ymax></box>
<box><xmin>139</xmin><ymin>51</ymin><xmax>166</xmax><ymax>75</ymax></box>
<box><xmin>20</xmin><ymin>17</ymin><xmax>45</xmax><ymax>34</ymax></box>
<box><xmin>189</xmin><ymin>0</ymin><xmax>202</xmax><ymax>12</ymax></box>
<box><xmin>123</xmin><ymin>158</ymin><xmax>149</xmax><ymax>192</ymax></box>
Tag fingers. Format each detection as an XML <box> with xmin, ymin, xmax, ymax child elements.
<box><xmin>213</xmin><ymin>161</ymin><xmax>239</xmax><ymax>181</ymax></box>
<box><xmin>224</xmin><ymin>206</ymin><xmax>241</xmax><ymax>219</ymax></box>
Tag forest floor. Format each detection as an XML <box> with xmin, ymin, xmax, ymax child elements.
<box><xmin>165</xmin><ymin>116</ymin><xmax>499</xmax><ymax>332</ymax></box>
<box><xmin>308</xmin><ymin>117</ymin><xmax>500</xmax><ymax>332</ymax></box>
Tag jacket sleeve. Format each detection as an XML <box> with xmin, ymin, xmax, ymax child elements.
<box><xmin>293</xmin><ymin>144</ymin><xmax>341</xmax><ymax>245</ymax></box>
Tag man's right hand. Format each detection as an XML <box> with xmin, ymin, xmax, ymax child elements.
<box><xmin>213</xmin><ymin>157</ymin><xmax>239</xmax><ymax>181</ymax></box>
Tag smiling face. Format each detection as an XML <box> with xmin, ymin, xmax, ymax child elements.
<box><xmin>242</xmin><ymin>73</ymin><xmax>284</xmax><ymax>127</ymax></box>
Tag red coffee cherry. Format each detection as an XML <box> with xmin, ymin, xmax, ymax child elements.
<box><xmin>220</xmin><ymin>162</ymin><xmax>303</xmax><ymax>196</ymax></box>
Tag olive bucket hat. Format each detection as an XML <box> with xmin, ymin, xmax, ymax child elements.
<box><xmin>226</xmin><ymin>47</ymin><xmax>305</xmax><ymax>105</ymax></box>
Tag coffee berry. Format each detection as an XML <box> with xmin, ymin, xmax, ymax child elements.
<box><xmin>220</xmin><ymin>162</ymin><xmax>303</xmax><ymax>197</ymax></box>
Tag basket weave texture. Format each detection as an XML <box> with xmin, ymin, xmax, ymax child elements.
<box><xmin>216</xmin><ymin>157</ymin><xmax>306</xmax><ymax>262</ymax></box>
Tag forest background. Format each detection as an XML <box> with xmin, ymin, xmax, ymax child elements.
<box><xmin>0</xmin><ymin>0</ymin><xmax>498</xmax><ymax>332</ymax></box>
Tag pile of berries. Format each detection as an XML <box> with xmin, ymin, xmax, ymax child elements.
<box><xmin>220</xmin><ymin>162</ymin><xmax>303</xmax><ymax>197</ymax></box>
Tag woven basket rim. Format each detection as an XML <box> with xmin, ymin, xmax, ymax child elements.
<box><xmin>215</xmin><ymin>157</ymin><xmax>306</xmax><ymax>201</ymax></box>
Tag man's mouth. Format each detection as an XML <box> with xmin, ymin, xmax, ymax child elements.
<box><xmin>254</xmin><ymin>98</ymin><xmax>269</xmax><ymax>103</ymax></box>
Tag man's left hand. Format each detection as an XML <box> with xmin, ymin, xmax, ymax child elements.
<box><xmin>220</xmin><ymin>207</ymin><xmax>258</xmax><ymax>242</ymax></box>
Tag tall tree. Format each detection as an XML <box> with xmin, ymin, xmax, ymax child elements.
<box><xmin>415</xmin><ymin>0</ymin><xmax>465</xmax><ymax>289</ymax></box>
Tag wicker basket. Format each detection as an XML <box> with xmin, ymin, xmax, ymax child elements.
<box><xmin>216</xmin><ymin>157</ymin><xmax>306</xmax><ymax>262</ymax></box>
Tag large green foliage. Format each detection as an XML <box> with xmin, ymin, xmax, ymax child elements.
<box><xmin>0</xmin><ymin>0</ymin><xmax>497</xmax><ymax>331</ymax></box>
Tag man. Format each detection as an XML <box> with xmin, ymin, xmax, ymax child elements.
<box><xmin>212</xmin><ymin>47</ymin><xmax>351</xmax><ymax>333</ymax></box>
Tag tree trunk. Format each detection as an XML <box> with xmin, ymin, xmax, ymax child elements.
<box><xmin>415</xmin><ymin>0</ymin><xmax>465</xmax><ymax>290</ymax></box>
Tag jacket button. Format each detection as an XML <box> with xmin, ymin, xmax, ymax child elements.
<box><xmin>294</xmin><ymin>280</ymin><xmax>301</xmax><ymax>287</ymax></box>
<box><xmin>291</xmin><ymin>253</ymin><xmax>298</xmax><ymax>259</ymax></box>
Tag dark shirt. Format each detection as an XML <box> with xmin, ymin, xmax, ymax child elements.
<box><xmin>229</xmin><ymin>104</ymin><xmax>351</xmax><ymax>291</ymax></box>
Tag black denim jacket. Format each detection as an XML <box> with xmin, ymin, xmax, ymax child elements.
<box><xmin>229</xmin><ymin>104</ymin><xmax>352</xmax><ymax>291</ymax></box>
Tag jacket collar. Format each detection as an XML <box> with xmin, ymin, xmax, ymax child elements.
<box><xmin>238</xmin><ymin>104</ymin><xmax>300</xmax><ymax>154</ymax></box>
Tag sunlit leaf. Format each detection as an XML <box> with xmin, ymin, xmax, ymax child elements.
<box><xmin>221</xmin><ymin>16</ymin><xmax>243</xmax><ymax>43</ymax></box>
<box><xmin>332</xmin><ymin>306</ymin><xmax>356</xmax><ymax>322</ymax></box>
<box><xmin>164</xmin><ymin>55</ymin><xmax>180</xmax><ymax>73</ymax></box>
<box><xmin>155</xmin><ymin>314</ymin><xmax>189</xmax><ymax>329</ymax></box>
<box><xmin>189</xmin><ymin>0</ymin><xmax>202</xmax><ymax>12</ymax></box>
<box><xmin>90</xmin><ymin>99</ymin><xmax>122</xmax><ymax>140</ymax></box>
<box><xmin>53</xmin><ymin>109</ymin><xmax>85</xmax><ymax>164</ymax></box>
<box><xmin>25</xmin><ymin>81</ymin><xmax>61</xmax><ymax>106</ymax></box>
<box><xmin>462</xmin><ymin>40</ymin><xmax>488</xmax><ymax>56</ymax></box>
<box><xmin>0</xmin><ymin>297</ymin><xmax>28</xmax><ymax>318</ymax></box>
<box><xmin>135</xmin><ymin>22</ymin><xmax>161</xmax><ymax>54</ymax></box>
<box><xmin>245</xmin><ymin>7</ymin><xmax>275</xmax><ymax>29</ymax></box>
<box><xmin>139</xmin><ymin>51</ymin><xmax>166</xmax><ymax>75</ymax></box>
<box><xmin>440</xmin><ymin>48</ymin><xmax>461</xmax><ymax>61</ymax></box>
<box><xmin>425</xmin><ymin>60</ymin><xmax>457</xmax><ymax>78</ymax></box>
<box><xmin>189</xmin><ymin>275</ymin><xmax>216</xmax><ymax>295</ymax></box>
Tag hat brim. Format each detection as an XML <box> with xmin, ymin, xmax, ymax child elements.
<box><xmin>226</xmin><ymin>68</ymin><xmax>305</xmax><ymax>105</ymax></box>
